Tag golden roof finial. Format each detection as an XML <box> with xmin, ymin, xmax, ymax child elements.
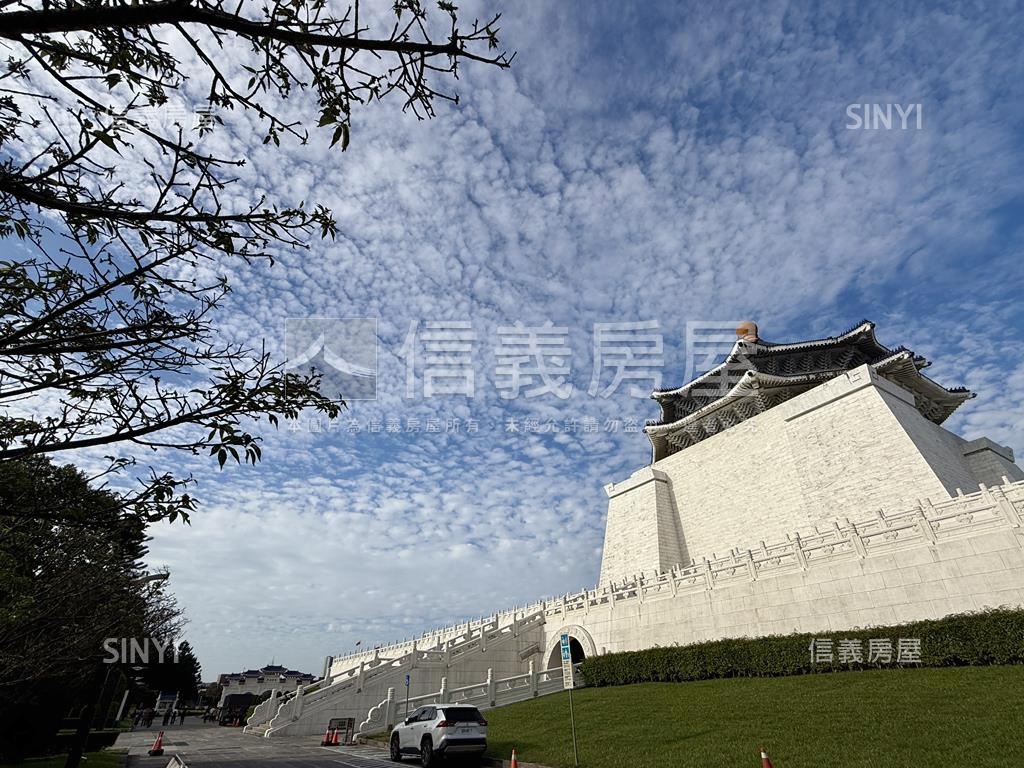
<box><xmin>735</xmin><ymin>320</ymin><xmax>759</xmax><ymax>343</ymax></box>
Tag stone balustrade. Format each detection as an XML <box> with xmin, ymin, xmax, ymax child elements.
<box><xmin>258</xmin><ymin>478</ymin><xmax>1024</xmax><ymax>739</ymax></box>
<box><xmin>357</xmin><ymin>660</ymin><xmax>568</xmax><ymax>736</ymax></box>
<box><xmin>335</xmin><ymin>479</ymin><xmax>1022</xmax><ymax>680</ymax></box>
<box><xmin>259</xmin><ymin>609</ymin><xmax>547</xmax><ymax>737</ymax></box>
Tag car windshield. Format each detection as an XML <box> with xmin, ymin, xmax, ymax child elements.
<box><xmin>441</xmin><ymin>707</ymin><xmax>483</xmax><ymax>723</ymax></box>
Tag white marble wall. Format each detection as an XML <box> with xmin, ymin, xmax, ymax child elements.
<box><xmin>266</xmin><ymin>481</ymin><xmax>1024</xmax><ymax>738</ymax></box>
<box><xmin>599</xmin><ymin>365</ymin><xmax>1021</xmax><ymax>585</ymax></box>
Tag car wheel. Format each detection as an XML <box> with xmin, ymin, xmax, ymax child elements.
<box><xmin>420</xmin><ymin>736</ymin><xmax>436</xmax><ymax>767</ymax></box>
<box><xmin>390</xmin><ymin>733</ymin><xmax>403</xmax><ymax>762</ymax></box>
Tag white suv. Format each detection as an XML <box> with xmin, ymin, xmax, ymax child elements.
<box><xmin>388</xmin><ymin>703</ymin><xmax>488</xmax><ymax>766</ymax></box>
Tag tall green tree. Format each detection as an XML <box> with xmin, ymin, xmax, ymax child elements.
<box><xmin>175</xmin><ymin>641</ymin><xmax>203</xmax><ymax>704</ymax></box>
<box><xmin>0</xmin><ymin>456</ymin><xmax>182</xmax><ymax>760</ymax></box>
<box><xmin>0</xmin><ymin>0</ymin><xmax>512</xmax><ymax>523</ymax></box>
<box><xmin>142</xmin><ymin>640</ymin><xmax>202</xmax><ymax>704</ymax></box>
<box><xmin>201</xmin><ymin>681</ymin><xmax>223</xmax><ymax>708</ymax></box>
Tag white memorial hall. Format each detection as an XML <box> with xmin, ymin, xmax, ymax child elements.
<box><xmin>245</xmin><ymin>320</ymin><xmax>1024</xmax><ymax>738</ymax></box>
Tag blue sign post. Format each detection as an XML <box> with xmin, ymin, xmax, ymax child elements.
<box><xmin>560</xmin><ymin>634</ymin><xmax>579</xmax><ymax>768</ymax></box>
<box><xmin>404</xmin><ymin>674</ymin><xmax>411</xmax><ymax>721</ymax></box>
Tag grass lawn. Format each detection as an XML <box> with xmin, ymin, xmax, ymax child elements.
<box><xmin>0</xmin><ymin>750</ymin><xmax>126</xmax><ymax>768</ymax></box>
<box><xmin>482</xmin><ymin>666</ymin><xmax>1024</xmax><ymax>768</ymax></box>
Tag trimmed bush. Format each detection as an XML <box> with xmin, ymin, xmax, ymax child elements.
<box><xmin>579</xmin><ymin>607</ymin><xmax>1024</xmax><ymax>687</ymax></box>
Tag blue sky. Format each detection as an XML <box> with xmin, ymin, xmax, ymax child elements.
<box><xmin>51</xmin><ymin>0</ymin><xmax>1024</xmax><ymax>678</ymax></box>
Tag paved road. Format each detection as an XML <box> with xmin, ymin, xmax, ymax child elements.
<box><xmin>115</xmin><ymin>721</ymin><xmax>397</xmax><ymax>768</ymax></box>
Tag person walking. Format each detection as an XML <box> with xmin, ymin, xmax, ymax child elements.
<box><xmin>178</xmin><ymin>709</ymin><xmax>186</xmax><ymax>725</ymax></box>
<box><xmin>143</xmin><ymin>708</ymin><xmax>154</xmax><ymax>728</ymax></box>
<box><xmin>162</xmin><ymin>708</ymin><xmax>172</xmax><ymax>726</ymax></box>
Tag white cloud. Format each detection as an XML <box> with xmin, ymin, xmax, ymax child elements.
<box><xmin>11</xmin><ymin>0</ymin><xmax>1024</xmax><ymax>677</ymax></box>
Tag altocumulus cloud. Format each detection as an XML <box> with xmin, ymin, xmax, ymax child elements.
<box><xmin>48</xmin><ymin>0</ymin><xmax>1024</xmax><ymax>675</ymax></box>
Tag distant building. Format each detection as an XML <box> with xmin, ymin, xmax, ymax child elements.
<box><xmin>154</xmin><ymin>691</ymin><xmax>178</xmax><ymax>713</ymax></box>
<box><xmin>217</xmin><ymin>665</ymin><xmax>318</xmax><ymax>706</ymax></box>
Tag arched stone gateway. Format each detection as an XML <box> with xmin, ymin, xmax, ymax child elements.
<box><xmin>545</xmin><ymin>625</ymin><xmax>597</xmax><ymax>671</ymax></box>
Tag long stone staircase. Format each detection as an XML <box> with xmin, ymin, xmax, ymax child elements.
<box><xmin>246</xmin><ymin>609</ymin><xmax>546</xmax><ymax>737</ymax></box>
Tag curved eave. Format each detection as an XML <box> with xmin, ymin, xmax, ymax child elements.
<box><xmin>757</xmin><ymin>320</ymin><xmax>878</xmax><ymax>352</ymax></box>
<box><xmin>651</xmin><ymin>320</ymin><xmax>885</xmax><ymax>403</ymax></box>
<box><xmin>872</xmin><ymin>351</ymin><xmax>974</xmax><ymax>423</ymax></box>
<box><xmin>645</xmin><ymin>369</ymin><xmax>835</xmax><ymax>437</ymax></box>
<box><xmin>651</xmin><ymin>339</ymin><xmax>764</xmax><ymax>402</ymax></box>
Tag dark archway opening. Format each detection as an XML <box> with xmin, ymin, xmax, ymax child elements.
<box><xmin>547</xmin><ymin>637</ymin><xmax>586</xmax><ymax>670</ymax></box>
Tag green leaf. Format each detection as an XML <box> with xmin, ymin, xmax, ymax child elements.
<box><xmin>94</xmin><ymin>131</ymin><xmax>120</xmax><ymax>154</ymax></box>
<box><xmin>331</xmin><ymin>123</ymin><xmax>350</xmax><ymax>150</ymax></box>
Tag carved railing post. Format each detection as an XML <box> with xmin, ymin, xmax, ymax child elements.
<box><xmin>985</xmin><ymin>484</ymin><xmax>1022</xmax><ymax>527</ymax></box>
<box><xmin>528</xmin><ymin>659</ymin><xmax>538</xmax><ymax>698</ymax></box>
<box><xmin>849</xmin><ymin>521</ymin><xmax>867</xmax><ymax>558</ymax></box>
<box><xmin>385</xmin><ymin>687</ymin><xmax>397</xmax><ymax>729</ymax></box>
<box><xmin>916</xmin><ymin>501</ymin><xmax>937</xmax><ymax>544</ymax></box>
<box><xmin>356</xmin><ymin>660</ymin><xmax>365</xmax><ymax>692</ymax></box>
<box><xmin>793</xmin><ymin>533</ymin><xmax>808</xmax><ymax>570</ymax></box>
<box><xmin>486</xmin><ymin>669</ymin><xmax>496</xmax><ymax>707</ymax></box>
<box><xmin>438</xmin><ymin>676</ymin><xmax>447</xmax><ymax>702</ymax></box>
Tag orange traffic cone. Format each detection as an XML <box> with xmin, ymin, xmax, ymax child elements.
<box><xmin>320</xmin><ymin>726</ymin><xmax>334</xmax><ymax>746</ymax></box>
<box><xmin>147</xmin><ymin>730</ymin><xmax>165</xmax><ymax>757</ymax></box>
<box><xmin>760</xmin><ymin>747</ymin><xmax>774</xmax><ymax>768</ymax></box>
<box><xmin>330</xmin><ymin>727</ymin><xmax>341</xmax><ymax>746</ymax></box>
<box><xmin>510</xmin><ymin>747</ymin><xmax>518</xmax><ymax>768</ymax></box>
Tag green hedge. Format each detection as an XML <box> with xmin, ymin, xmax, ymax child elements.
<box><xmin>579</xmin><ymin>608</ymin><xmax>1024</xmax><ymax>687</ymax></box>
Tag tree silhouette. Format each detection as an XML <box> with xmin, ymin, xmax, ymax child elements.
<box><xmin>0</xmin><ymin>0</ymin><xmax>513</xmax><ymax>523</ymax></box>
